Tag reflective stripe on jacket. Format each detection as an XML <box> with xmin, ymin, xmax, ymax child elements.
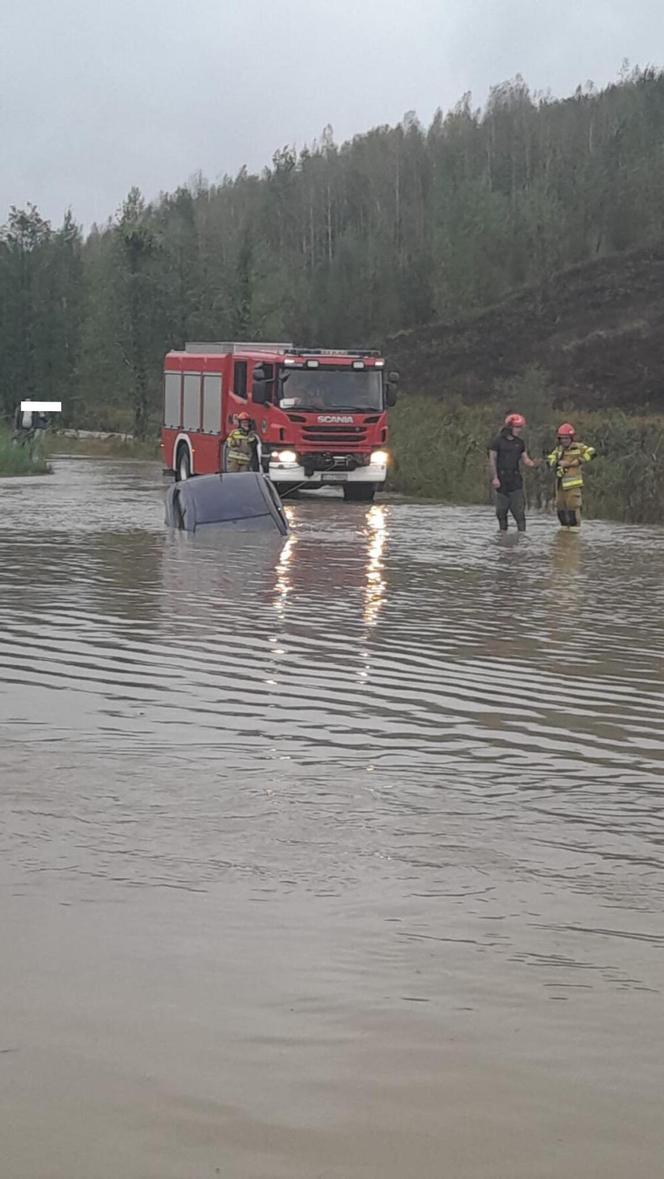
<box><xmin>227</xmin><ymin>429</ymin><xmax>257</xmax><ymax>465</ymax></box>
<box><xmin>546</xmin><ymin>442</ymin><xmax>595</xmax><ymax>488</ymax></box>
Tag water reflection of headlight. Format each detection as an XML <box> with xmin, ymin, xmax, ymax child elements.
<box><xmin>364</xmin><ymin>505</ymin><xmax>387</xmax><ymax>626</ymax></box>
<box><xmin>275</xmin><ymin>532</ymin><xmax>297</xmax><ymax>614</ymax></box>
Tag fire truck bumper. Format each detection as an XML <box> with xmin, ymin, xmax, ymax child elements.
<box><xmin>269</xmin><ymin>457</ymin><xmax>388</xmax><ymax>488</ymax></box>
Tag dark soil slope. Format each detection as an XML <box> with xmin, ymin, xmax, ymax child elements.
<box><xmin>386</xmin><ymin>244</ymin><xmax>664</xmax><ymax>411</ymax></box>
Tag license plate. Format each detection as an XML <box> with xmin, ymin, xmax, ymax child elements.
<box><xmin>321</xmin><ymin>472</ymin><xmax>348</xmax><ymax>483</ymax></box>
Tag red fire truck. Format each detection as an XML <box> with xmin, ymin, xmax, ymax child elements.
<box><xmin>160</xmin><ymin>341</ymin><xmax>398</xmax><ymax>502</ymax></box>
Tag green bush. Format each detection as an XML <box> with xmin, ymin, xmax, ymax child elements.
<box><xmin>0</xmin><ymin>425</ymin><xmax>51</xmax><ymax>476</ymax></box>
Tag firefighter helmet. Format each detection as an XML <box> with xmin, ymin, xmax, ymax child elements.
<box><xmin>557</xmin><ymin>422</ymin><xmax>575</xmax><ymax>438</ymax></box>
<box><xmin>505</xmin><ymin>413</ymin><xmax>526</xmax><ymax>428</ymax></box>
<box><xmin>237</xmin><ymin>412</ymin><xmax>251</xmax><ymax>423</ymax></box>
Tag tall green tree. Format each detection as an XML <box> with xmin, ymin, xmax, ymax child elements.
<box><xmin>0</xmin><ymin>205</ymin><xmax>51</xmax><ymax>415</ymax></box>
<box><xmin>111</xmin><ymin>188</ymin><xmax>165</xmax><ymax>437</ymax></box>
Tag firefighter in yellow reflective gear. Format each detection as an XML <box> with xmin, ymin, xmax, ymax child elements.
<box><xmin>546</xmin><ymin>423</ymin><xmax>596</xmax><ymax>529</ymax></box>
<box><xmin>225</xmin><ymin>412</ymin><xmax>259</xmax><ymax>473</ymax></box>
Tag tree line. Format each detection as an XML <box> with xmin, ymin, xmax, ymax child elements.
<box><xmin>2</xmin><ymin>66</ymin><xmax>664</xmax><ymax>435</ymax></box>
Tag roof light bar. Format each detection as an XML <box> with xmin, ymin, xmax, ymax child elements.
<box><xmin>285</xmin><ymin>346</ymin><xmax>382</xmax><ymax>358</ymax></box>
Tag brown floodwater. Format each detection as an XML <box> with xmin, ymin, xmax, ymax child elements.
<box><xmin>1</xmin><ymin>457</ymin><xmax>663</xmax><ymax>1178</ymax></box>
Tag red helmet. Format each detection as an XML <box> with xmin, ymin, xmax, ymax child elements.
<box><xmin>505</xmin><ymin>413</ymin><xmax>526</xmax><ymax>428</ymax></box>
<box><xmin>237</xmin><ymin>411</ymin><xmax>251</xmax><ymax>422</ymax></box>
<box><xmin>557</xmin><ymin>422</ymin><xmax>575</xmax><ymax>438</ymax></box>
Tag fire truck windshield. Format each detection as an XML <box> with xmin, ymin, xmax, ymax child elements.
<box><xmin>278</xmin><ymin>368</ymin><xmax>383</xmax><ymax>412</ymax></box>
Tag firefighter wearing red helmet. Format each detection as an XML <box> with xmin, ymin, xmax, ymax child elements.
<box><xmin>546</xmin><ymin>423</ymin><xmax>596</xmax><ymax>529</ymax></box>
<box><xmin>225</xmin><ymin>412</ymin><xmax>259</xmax><ymax>473</ymax></box>
<box><xmin>488</xmin><ymin>412</ymin><xmax>539</xmax><ymax>532</ymax></box>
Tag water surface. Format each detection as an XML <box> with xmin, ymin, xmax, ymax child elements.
<box><xmin>1</xmin><ymin>458</ymin><xmax>663</xmax><ymax>1178</ymax></box>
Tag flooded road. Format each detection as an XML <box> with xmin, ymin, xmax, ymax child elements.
<box><xmin>1</xmin><ymin>457</ymin><xmax>663</xmax><ymax>1178</ymax></box>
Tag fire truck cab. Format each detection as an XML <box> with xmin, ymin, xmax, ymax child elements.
<box><xmin>161</xmin><ymin>341</ymin><xmax>398</xmax><ymax>502</ymax></box>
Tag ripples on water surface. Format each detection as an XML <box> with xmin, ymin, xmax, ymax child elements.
<box><xmin>1</xmin><ymin>457</ymin><xmax>663</xmax><ymax>1178</ymax></box>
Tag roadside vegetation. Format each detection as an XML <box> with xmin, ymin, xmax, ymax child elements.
<box><xmin>389</xmin><ymin>369</ymin><xmax>664</xmax><ymax>524</ymax></box>
<box><xmin>0</xmin><ymin>424</ymin><xmax>51</xmax><ymax>476</ymax></box>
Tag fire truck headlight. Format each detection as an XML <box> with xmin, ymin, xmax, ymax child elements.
<box><xmin>276</xmin><ymin>450</ymin><xmax>298</xmax><ymax>465</ymax></box>
<box><xmin>370</xmin><ymin>450</ymin><xmax>389</xmax><ymax>466</ymax></box>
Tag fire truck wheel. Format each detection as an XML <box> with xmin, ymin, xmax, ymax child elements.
<box><xmin>175</xmin><ymin>445</ymin><xmax>191</xmax><ymax>482</ymax></box>
<box><xmin>343</xmin><ymin>483</ymin><xmax>375</xmax><ymax>503</ymax></box>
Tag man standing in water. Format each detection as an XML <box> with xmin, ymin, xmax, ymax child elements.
<box><xmin>488</xmin><ymin>413</ymin><xmax>539</xmax><ymax>532</ymax></box>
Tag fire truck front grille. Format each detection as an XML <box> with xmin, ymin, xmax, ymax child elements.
<box><xmin>301</xmin><ymin>425</ymin><xmax>368</xmax><ymax>446</ymax></box>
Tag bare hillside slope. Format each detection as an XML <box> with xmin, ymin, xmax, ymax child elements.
<box><xmin>386</xmin><ymin>244</ymin><xmax>664</xmax><ymax>411</ymax></box>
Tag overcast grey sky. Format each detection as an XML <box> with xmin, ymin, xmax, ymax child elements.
<box><xmin>1</xmin><ymin>0</ymin><xmax>662</xmax><ymax>229</ymax></box>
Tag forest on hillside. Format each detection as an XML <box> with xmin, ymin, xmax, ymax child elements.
<box><xmin>2</xmin><ymin>66</ymin><xmax>664</xmax><ymax>434</ymax></box>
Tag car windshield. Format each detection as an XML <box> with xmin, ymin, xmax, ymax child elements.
<box><xmin>278</xmin><ymin>368</ymin><xmax>383</xmax><ymax>412</ymax></box>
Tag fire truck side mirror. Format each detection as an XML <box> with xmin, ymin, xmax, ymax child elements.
<box><xmin>386</xmin><ymin>370</ymin><xmax>400</xmax><ymax>408</ymax></box>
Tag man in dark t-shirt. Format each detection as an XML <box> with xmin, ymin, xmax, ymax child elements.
<box><xmin>488</xmin><ymin>413</ymin><xmax>538</xmax><ymax>532</ymax></box>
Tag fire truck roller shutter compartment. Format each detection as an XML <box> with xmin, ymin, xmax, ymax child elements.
<box><xmin>165</xmin><ymin>472</ymin><xmax>289</xmax><ymax>535</ymax></box>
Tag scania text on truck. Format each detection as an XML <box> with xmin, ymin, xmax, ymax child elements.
<box><xmin>160</xmin><ymin>342</ymin><xmax>399</xmax><ymax>502</ymax></box>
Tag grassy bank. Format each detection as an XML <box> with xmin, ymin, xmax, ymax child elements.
<box><xmin>0</xmin><ymin>426</ymin><xmax>51</xmax><ymax>476</ymax></box>
<box><xmin>388</xmin><ymin>382</ymin><xmax>664</xmax><ymax>525</ymax></box>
